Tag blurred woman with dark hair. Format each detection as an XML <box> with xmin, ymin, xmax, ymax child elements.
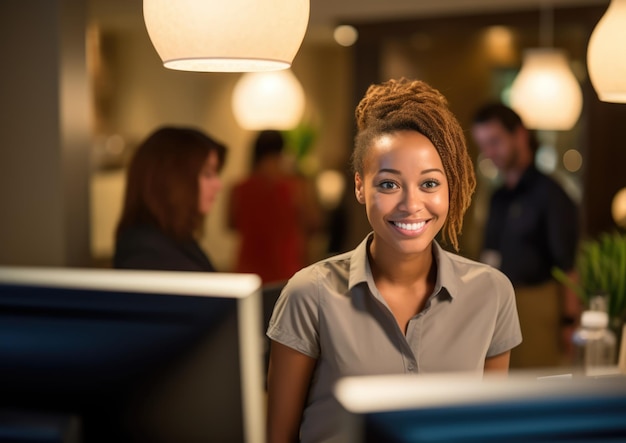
<box><xmin>114</xmin><ymin>126</ymin><xmax>227</xmax><ymax>271</ymax></box>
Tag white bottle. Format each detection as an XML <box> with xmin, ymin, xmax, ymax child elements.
<box><xmin>572</xmin><ymin>310</ymin><xmax>617</xmax><ymax>376</ymax></box>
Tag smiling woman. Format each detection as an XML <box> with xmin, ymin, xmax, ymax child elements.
<box><xmin>265</xmin><ymin>78</ymin><xmax>522</xmax><ymax>443</ymax></box>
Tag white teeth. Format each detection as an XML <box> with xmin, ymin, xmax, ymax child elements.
<box><xmin>393</xmin><ymin>221</ymin><xmax>426</xmax><ymax>231</ymax></box>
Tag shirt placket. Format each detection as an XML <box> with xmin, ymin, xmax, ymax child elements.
<box><xmin>404</xmin><ymin>315</ymin><xmax>422</xmax><ymax>373</ymax></box>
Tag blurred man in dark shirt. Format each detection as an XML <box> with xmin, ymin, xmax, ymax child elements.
<box><xmin>472</xmin><ymin>103</ymin><xmax>580</xmax><ymax>368</ymax></box>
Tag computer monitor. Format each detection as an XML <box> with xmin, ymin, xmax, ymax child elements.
<box><xmin>334</xmin><ymin>371</ymin><xmax>626</xmax><ymax>443</ymax></box>
<box><xmin>0</xmin><ymin>266</ymin><xmax>266</xmax><ymax>443</ymax></box>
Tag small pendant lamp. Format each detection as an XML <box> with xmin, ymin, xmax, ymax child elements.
<box><xmin>232</xmin><ymin>69</ymin><xmax>306</xmax><ymax>130</ymax></box>
<box><xmin>143</xmin><ymin>0</ymin><xmax>310</xmax><ymax>72</ymax></box>
<box><xmin>510</xmin><ymin>4</ymin><xmax>583</xmax><ymax>130</ymax></box>
<box><xmin>587</xmin><ymin>0</ymin><xmax>626</xmax><ymax>103</ymax></box>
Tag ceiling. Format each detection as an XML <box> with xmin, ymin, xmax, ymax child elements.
<box><xmin>310</xmin><ymin>0</ymin><xmax>606</xmax><ymax>25</ymax></box>
<box><xmin>89</xmin><ymin>0</ymin><xmax>608</xmax><ymax>42</ymax></box>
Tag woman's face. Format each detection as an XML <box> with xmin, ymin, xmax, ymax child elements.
<box><xmin>198</xmin><ymin>151</ymin><xmax>222</xmax><ymax>215</ymax></box>
<box><xmin>354</xmin><ymin>130</ymin><xmax>449</xmax><ymax>258</ymax></box>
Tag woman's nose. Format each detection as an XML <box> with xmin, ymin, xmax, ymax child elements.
<box><xmin>399</xmin><ymin>188</ymin><xmax>423</xmax><ymax>214</ymax></box>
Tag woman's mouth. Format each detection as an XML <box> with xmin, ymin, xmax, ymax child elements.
<box><xmin>390</xmin><ymin>220</ymin><xmax>429</xmax><ymax>234</ymax></box>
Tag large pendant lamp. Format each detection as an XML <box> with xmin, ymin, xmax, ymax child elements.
<box><xmin>232</xmin><ymin>69</ymin><xmax>306</xmax><ymax>130</ymax></box>
<box><xmin>510</xmin><ymin>48</ymin><xmax>583</xmax><ymax>130</ymax></box>
<box><xmin>587</xmin><ymin>0</ymin><xmax>626</xmax><ymax>103</ymax></box>
<box><xmin>509</xmin><ymin>5</ymin><xmax>583</xmax><ymax>130</ymax></box>
<box><xmin>143</xmin><ymin>0</ymin><xmax>310</xmax><ymax>72</ymax></box>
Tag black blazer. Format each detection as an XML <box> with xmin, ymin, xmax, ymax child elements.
<box><xmin>113</xmin><ymin>225</ymin><xmax>216</xmax><ymax>272</ymax></box>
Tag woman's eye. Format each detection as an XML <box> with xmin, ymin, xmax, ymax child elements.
<box><xmin>422</xmin><ymin>179</ymin><xmax>440</xmax><ymax>190</ymax></box>
<box><xmin>378</xmin><ymin>181</ymin><xmax>398</xmax><ymax>190</ymax></box>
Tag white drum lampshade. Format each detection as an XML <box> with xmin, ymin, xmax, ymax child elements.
<box><xmin>587</xmin><ymin>0</ymin><xmax>626</xmax><ymax>103</ymax></box>
<box><xmin>232</xmin><ymin>70</ymin><xmax>306</xmax><ymax>130</ymax></box>
<box><xmin>143</xmin><ymin>0</ymin><xmax>310</xmax><ymax>72</ymax></box>
<box><xmin>510</xmin><ymin>48</ymin><xmax>583</xmax><ymax>131</ymax></box>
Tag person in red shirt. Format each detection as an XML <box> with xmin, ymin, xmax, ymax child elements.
<box><xmin>228</xmin><ymin>130</ymin><xmax>322</xmax><ymax>284</ymax></box>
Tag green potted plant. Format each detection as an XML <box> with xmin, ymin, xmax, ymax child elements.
<box><xmin>553</xmin><ymin>230</ymin><xmax>626</xmax><ymax>333</ymax></box>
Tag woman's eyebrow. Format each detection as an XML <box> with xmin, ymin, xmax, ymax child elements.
<box><xmin>421</xmin><ymin>168</ymin><xmax>445</xmax><ymax>175</ymax></box>
<box><xmin>377</xmin><ymin>168</ymin><xmax>401</xmax><ymax>175</ymax></box>
<box><xmin>377</xmin><ymin>167</ymin><xmax>444</xmax><ymax>175</ymax></box>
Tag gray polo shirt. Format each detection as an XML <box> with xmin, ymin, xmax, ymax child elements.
<box><xmin>267</xmin><ymin>233</ymin><xmax>522</xmax><ymax>443</ymax></box>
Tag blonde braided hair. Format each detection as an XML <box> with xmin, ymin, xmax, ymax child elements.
<box><xmin>352</xmin><ymin>78</ymin><xmax>476</xmax><ymax>251</ymax></box>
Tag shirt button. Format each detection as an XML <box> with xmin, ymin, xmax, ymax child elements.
<box><xmin>407</xmin><ymin>363</ymin><xmax>416</xmax><ymax>372</ymax></box>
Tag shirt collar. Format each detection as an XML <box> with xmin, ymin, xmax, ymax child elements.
<box><xmin>348</xmin><ymin>233</ymin><xmax>373</xmax><ymax>290</ymax></box>
<box><xmin>431</xmin><ymin>240</ymin><xmax>460</xmax><ymax>300</ymax></box>
<box><xmin>348</xmin><ymin>232</ymin><xmax>460</xmax><ymax>300</ymax></box>
<box><xmin>514</xmin><ymin>164</ymin><xmax>540</xmax><ymax>191</ymax></box>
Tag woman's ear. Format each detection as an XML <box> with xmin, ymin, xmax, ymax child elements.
<box><xmin>354</xmin><ymin>173</ymin><xmax>365</xmax><ymax>205</ymax></box>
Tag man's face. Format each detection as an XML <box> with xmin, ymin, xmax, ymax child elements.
<box><xmin>472</xmin><ymin>119</ymin><xmax>519</xmax><ymax>172</ymax></box>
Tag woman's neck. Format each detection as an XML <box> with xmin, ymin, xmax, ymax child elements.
<box><xmin>368</xmin><ymin>238</ymin><xmax>436</xmax><ymax>287</ymax></box>
<box><xmin>368</xmin><ymin>237</ymin><xmax>438</xmax><ymax>332</ymax></box>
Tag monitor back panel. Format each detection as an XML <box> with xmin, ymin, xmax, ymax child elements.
<box><xmin>0</xmin><ymin>268</ymin><xmax>264</xmax><ymax>443</ymax></box>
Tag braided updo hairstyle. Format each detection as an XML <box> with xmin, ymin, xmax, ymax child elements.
<box><xmin>352</xmin><ymin>78</ymin><xmax>476</xmax><ymax>251</ymax></box>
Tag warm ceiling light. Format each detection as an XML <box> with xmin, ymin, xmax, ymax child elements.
<box><xmin>232</xmin><ymin>70</ymin><xmax>306</xmax><ymax>130</ymax></box>
<box><xmin>510</xmin><ymin>48</ymin><xmax>582</xmax><ymax>130</ymax></box>
<box><xmin>333</xmin><ymin>25</ymin><xmax>359</xmax><ymax>47</ymax></box>
<box><xmin>612</xmin><ymin>187</ymin><xmax>626</xmax><ymax>228</ymax></box>
<box><xmin>483</xmin><ymin>26</ymin><xmax>515</xmax><ymax>64</ymax></box>
<box><xmin>562</xmin><ymin>149</ymin><xmax>583</xmax><ymax>172</ymax></box>
<box><xmin>143</xmin><ymin>0</ymin><xmax>310</xmax><ymax>72</ymax></box>
<box><xmin>587</xmin><ymin>0</ymin><xmax>626</xmax><ymax>103</ymax></box>
<box><xmin>315</xmin><ymin>170</ymin><xmax>346</xmax><ymax>210</ymax></box>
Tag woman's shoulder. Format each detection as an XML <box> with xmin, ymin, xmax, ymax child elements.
<box><xmin>282</xmin><ymin>250</ymin><xmax>355</xmax><ymax>298</ymax></box>
<box><xmin>114</xmin><ymin>225</ymin><xmax>212</xmax><ymax>271</ymax></box>
<box><xmin>116</xmin><ymin>224</ymin><xmax>164</xmax><ymax>247</ymax></box>
<box><xmin>440</xmin><ymin>248</ymin><xmax>513</xmax><ymax>292</ymax></box>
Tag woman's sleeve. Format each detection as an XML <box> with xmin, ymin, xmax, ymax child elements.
<box><xmin>487</xmin><ymin>270</ymin><xmax>523</xmax><ymax>357</ymax></box>
<box><xmin>266</xmin><ymin>266</ymin><xmax>321</xmax><ymax>359</ymax></box>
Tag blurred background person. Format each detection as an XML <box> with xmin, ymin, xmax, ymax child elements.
<box><xmin>471</xmin><ymin>103</ymin><xmax>580</xmax><ymax>368</ymax></box>
<box><xmin>228</xmin><ymin>130</ymin><xmax>322</xmax><ymax>284</ymax></box>
<box><xmin>114</xmin><ymin>126</ymin><xmax>227</xmax><ymax>271</ymax></box>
